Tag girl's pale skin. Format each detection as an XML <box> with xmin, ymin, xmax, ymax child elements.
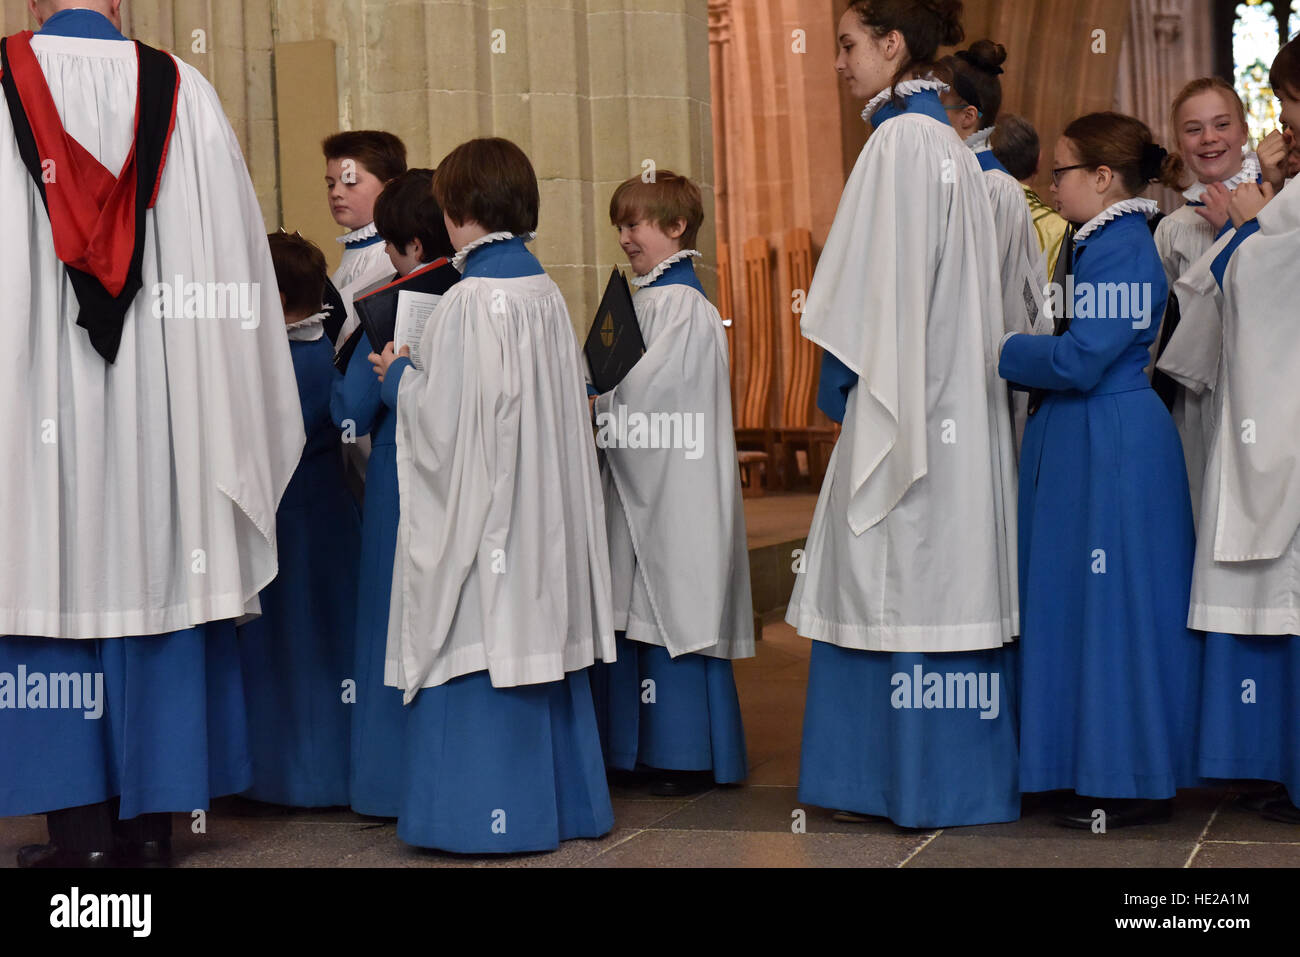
<box><xmin>940</xmin><ymin>89</ymin><xmax>981</xmax><ymax>140</ymax></box>
<box><xmin>325</xmin><ymin>158</ymin><xmax>388</xmax><ymax>232</ymax></box>
<box><xmin>1173</xmin><ymin>89</ymin><xmax>1248</xmax><ymax>231</ymax></box>
<box><xmin>1049</xmin><ymin>136</ymin><xmax>1138</xmax><ymax>225</ymax></box>
<box><xmin>834</xmin><ymin>9</ymin><xmax>906</xmax><ymax>104</ymax></box>
<box><xmin>370</xmin><ymin>214</ymin><xmax>491</xmax><ymax>383</ymax></box>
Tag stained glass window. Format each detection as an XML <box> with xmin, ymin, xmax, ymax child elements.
<box><xmin>1234</xmin><ymin>0</ymin><xmax>1283</xmax><ymax>143</ymax></box>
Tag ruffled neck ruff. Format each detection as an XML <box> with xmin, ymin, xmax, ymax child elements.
<box><xmin>966</xmin><ymin>125</ymin><xmax>995</xmax><ymax>154</ymax></box>
<box><xmin>861</xmin><ymin>77</ymin><xmax>950</xmax><ymax>123</ymax></box>
<box><xmin>285</xmin><ymin>312</ymin><xmax>326</xmax><ymax>342</ymax></box>
<box><xmin>631</xmin><ymin>249</ymin><xmax>702</xmax><ymax>288</ymax></box>
<box><xmin>451</xmin><ymin>230</ymin><xmax>538</xmax><ymax>273</ymax></box>
<box><xmin>1183</xmin><ymin>153</ymin><xmax>1261</xmax><ymax>203</ymax></box>
<box><xmin>337</xmin><ymin>222</ymin><xmax>379</xmax><ymax>246</ymax></box>
<box><xmin>1074</xmin><ymin>197</ymin><xmax>1160</xmax><ymax>242</ymax></box>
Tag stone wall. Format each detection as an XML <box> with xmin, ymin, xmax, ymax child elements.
<box><xmin>2</xmin><ymin>0</ymin><xmax>715</xmax><ymax>329</ymax></box>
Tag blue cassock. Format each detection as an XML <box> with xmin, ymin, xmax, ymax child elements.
<box><xmin>587</xmin><ymin>257</ymin><xmax>748</xmax><ymax>785</ymax></box>
<box><xmin>999</xmin><ymin>208</ymin><xmax>1205</xmax><ymax>798</ymax></box>
<box><xmin>0</xmin><ymin>6</ymin><xmax>250</xmax><ymax>823</ymax></box>
<box><xmin>236</xmin><ymin>336</ymin><xmax>361</xmax><ymax>806</ymax></box>
<box><xmin>330</xmin><ymin>314</ymin><xmax>408</xmax><ymax>817</ymax></box>
<box><xmin>380</xmin><ymin>237</ymin><xmax>614</xmax><ymax>853</ymax></box>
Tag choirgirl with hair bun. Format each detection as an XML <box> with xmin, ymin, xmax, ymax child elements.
<box><xmin>1160</xmin><ymin>34</ymin><xmax>1300</xmax><ymax>826</ymax></box>
<box><xmin>998</xmin><ymin>111</ymin><xmax>1205</xmax><ymax>829</ymax></box>
<box><xmin>787</xmin><ymin>0</ymin><xmax>1022</xmax><ymax>828</ymax></box>
<box><xmin>939</xmin><ymin>40</ymin><xmax>1050</xmax><ymax>444</ymax></box>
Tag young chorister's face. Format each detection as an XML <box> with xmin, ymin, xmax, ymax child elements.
<box><xmin>1279</xmin><ymin>86</ymin><xmax>1300</xmax><ymax>176</ymax></box>
<box><xmin>325</xmin><ymin>158</ymin><xmax>387</xmax><ymax>231</ymax></box>
<box><xmin>1175</xmin><ymin>89</ymin><xmax>1248</xmax><ymax>185</ymax></box>
<box><xmin>1050</xmin><ymin>136</ymin><xmax>1111</xmax><ymax>224</ymax></box>
<box><xmin>616</xmin><ymin>218</ymin><xmax>687</xmax><ymax>277</ymax></box>
<box><xmin>834</xmin><ymin>10</ymin><xmax>903</xmax><ymax>103</ymax></box>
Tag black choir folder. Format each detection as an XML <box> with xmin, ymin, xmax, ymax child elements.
<box><xmin>584</xmin><ymin>266</ymin><xmax>645</xmax><ymax>393</ymax></box>
<box><xmin>354</xmin><ymin>256</ymin><xmax>460</xmax><ymax>354</ymax></box>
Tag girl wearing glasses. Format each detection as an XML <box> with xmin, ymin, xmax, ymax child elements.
<box><xmin>998</xmin><ymin>113</ymin><xmax>1204</xmax><ymax>829</ymax></box>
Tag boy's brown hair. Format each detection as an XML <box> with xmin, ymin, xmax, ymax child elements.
<box><xmin>374</xmin><ymin>168</ymin><xmax>456</xmax><ymax>262</ymax></box>
<box><xmin>432</xmin><ymin>138</ymin><xmax>539</xmax><ymax>235</ymax></box>
<box><xmin>321</xmin><ymin>130</ymin><xmax>407</xmax><ymax>183</ymax></box>
<box><xmin>267</xmin><ymin>232</ymin><xmax>327</xmax><ymax>318</ymax></box>
<box><xmin>609</xmin><ymin>171</ymin><xmax>704</xmax><ymax>250</ymax></box>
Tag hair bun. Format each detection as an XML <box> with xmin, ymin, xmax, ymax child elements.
<box><xmin>958</xmin><ymin>39</ymin><xmax>1006</xmax><ymax>75</ymax></box>
<box><xmin>1141</xmin><ymin>142</ymin><xmax>1169</xmax><ymax>181</ymax></box>
<box><xmin>915</xmin><ymin>0</ymin><xmax>966</xmax><ymax>48</ymax></box>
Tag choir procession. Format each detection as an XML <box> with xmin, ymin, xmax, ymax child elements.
<box><xmin>3</xmin><ymin>0</ymin><xmax>1300</xmax><ymax>893</ymax></box>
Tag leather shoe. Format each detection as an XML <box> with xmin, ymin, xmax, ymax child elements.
<box><xmin>17</xmin><ymin>843</ymin><xmax>115</xmax><ymax>868</ymax></box>
<box><xmin>1259</xmin><ymin>798</ymin><xmax>1300</xmax><ymax>825</ymax></box>
<box><xmin>116</xmin><ymin>837</ymin><xmax>173</xmax><ymax>867</ymax></box>
<box><xmin>1053</xmin><ymin>797</ymin><xmax>1174</xmax><ymax>830</ymax></box>
<box><xmin>648</xmin><ymin>771</ymin><xmax>712</xmax><ymax>797</ymax></box>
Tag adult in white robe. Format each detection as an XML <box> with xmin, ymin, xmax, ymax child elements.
<box><xmin>0</xmin><ymin>3</ymin><xmax>302</xmax><ymax>868</ymax></box>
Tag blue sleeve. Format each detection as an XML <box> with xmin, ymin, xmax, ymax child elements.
<box><xmin>1211</xmin><ymin>219</ymin><xmax>1260</xmax><ymax>290</ymax></box>
<box><xmin>329</xmin><ymin>340</ymin><xmax>382</xmax><ymax>436</ymax></box>
<box><xmin>381</xmin><ymin>357</ymin><xmax>412</xmax><ymax>409</ymax></box>
<box><xmin>998</xmin><ymin>239</ymin><xmax>1165</xmax><ymax>393</ymax></box>
<box><xmin>816</xmin><ymin>351</ymin><xmax>857</xmax><ymax>424</ymax></box>
<box><xmin>586</xmin><ymin>383</ymin><xmax>599</xmax><ymax>397</ymax></box>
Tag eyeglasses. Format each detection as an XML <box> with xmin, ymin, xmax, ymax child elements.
<box><xmin>943</xmin><ymin>103</ymin><xmax>984</xmax><ymax>120</ymax></box>
<box><xmin>1051</xmin><ymin>164</ymin><xmax>1090</xmax><ymax>185</ymax></box>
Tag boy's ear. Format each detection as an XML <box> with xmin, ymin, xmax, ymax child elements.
<box><xmin>410</xmin><ymin>237</ymin><xmax>425</xmax><ymax>261</ymax></box>
<box><xmin>668</xmin><ymin>218</ymin><xmax>688</xmax><ymax>240</ymax></box>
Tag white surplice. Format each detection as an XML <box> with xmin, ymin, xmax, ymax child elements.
<box><xmin>592</xmin><ymin>274</ymin><xmax>754</xmax><ymax>661</ymax></box>
<box><xmin>786</xmin><ymin>89</ymin><xmax>1019</xmax><ymax>653</ymax></box>
<box><xmin>1158</xmin><ymin>180</ymin><xmax>1300</xmax><ymax>634</ymax></box>
<box><xmin>0</xmin><ymin>34</ymin><xmax>304</xmax><ymax>640</ymax></box>
<box><xmin>385</xmin><ymin>273</ymin><xmax>616</xmax><ymax>700</ymax></box>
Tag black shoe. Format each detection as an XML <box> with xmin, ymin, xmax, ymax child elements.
<box><xmin>1053</xmin><ymin>798</ymin><xmax>1174</xmax><ymax>830</ymax></box>
<box><xmin>1259</xmin><ymin>798</ymin><xmax>1300</xmax><ymax>825</ymax></box>
<box><xmin>648</xmin><ymin>771</ymin><xmax>713</xmax><ymax>797</ymax></box>
<box><xmin>115</xmin><ymin>836</ymin><xmax>173</xmax><ymax>867</ymax></box>
<box><xmin>16</xmin><ymin>843</ymin><xmax>115</xmax><ymax>868</ymax></box>
<box><xmin>1235</xmin><ymin>784</ymin><xmax>1288</xmax><ymax>812</ymax></box>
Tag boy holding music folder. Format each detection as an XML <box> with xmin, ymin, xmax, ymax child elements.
<box><xmin>584</xmin><ymin>172</ymin><xmax>754</xmax><ymax>796</ymax></box>
<box><xmin>330</xmin><ymin>169</ymin><xmax>459</xmax><ymax>817</ymax></box>
<box><xmin>368</xmin><ymin>138</ymin><xmax>616</xmax><ymax>852</ymax></box>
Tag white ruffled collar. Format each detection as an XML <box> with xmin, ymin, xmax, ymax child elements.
<box><xmin>1074</xmin><ymin>198</ymin><xmax>1160</xmax><ymax>242</ymax></box>
<box><xmin>966</xmin><ymin>125</ymin><xmax>994</xmax><ymax>154</ymax></box>
<box><xmin>1182</xmin><ymin>153</ymin><xmax>1260</xmax><ymax>202</ymax></box>
<box><xmin>285</xmin><ymin>312</ymin><xmax>326</xmax><ymax>342</ymax></box>
<box><xmin>861</xmin><ymin>77</ymin><xmax>950</xmax><ymax>123</ymax></box>
<box><xmin>451</xmin><ymin>230</ymin><xmax>538</xmax><ymax>273</ymax></box>
<box><xmin>337</xmin><ymin>222</ymin><xmax>379</xmax><ymax>246</ymax></box>
<box><xmin>630</xmin><ymin>249</ymin><xmax>702</xmax><ymax>288</ymax></box>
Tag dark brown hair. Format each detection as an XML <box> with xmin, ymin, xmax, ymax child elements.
<box><xmin>609</xmin><ymin>171</ymin><xmax>705</xmax><ymax>250</ymax></box>
<box><xmin>1157</xmin><ymin>77</ymin><xmax>1248</xmax><ymax>189</ymax></box>
<box><xmin>848</xmin><ymin>0</ymin><xmax>965</xmax><ymax>97</ymax></box>
<box><xmin>267</xmin><ymin>232</ymin><xmax>327</xmax><ymax>318</ymax></box>
<box><xmin>1271</xmin><ymin>34</ymin><xmax>1300</xmax><ymax>100</ymax></box>
<box><xmin>990</xmin><ymin>113</ymin><xmax>1040</xmax><ymax>181</ymax></box>
<box><xmin>937</xmin><ymin>39</ymin><xmax>1007</xmax><ymax>128</ymax></box>
<box><xmin>433</xmin><ymin>138</ymin><xmax>539</xmax><ymax>235</ymax></box>
<box><xmin>374</xmin><ymin>168</ymin><xmax>456</xmax><ymax>263</ymax></box>
<box><xmin>321</xmin><ymin>130</ymin><xmax>407</xmax><ymax>183</ymax></box>
<box><xmin>1063</xmin><ymin>111</ymin><xmax>1166</xmax><ymax>197</ymax></box>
